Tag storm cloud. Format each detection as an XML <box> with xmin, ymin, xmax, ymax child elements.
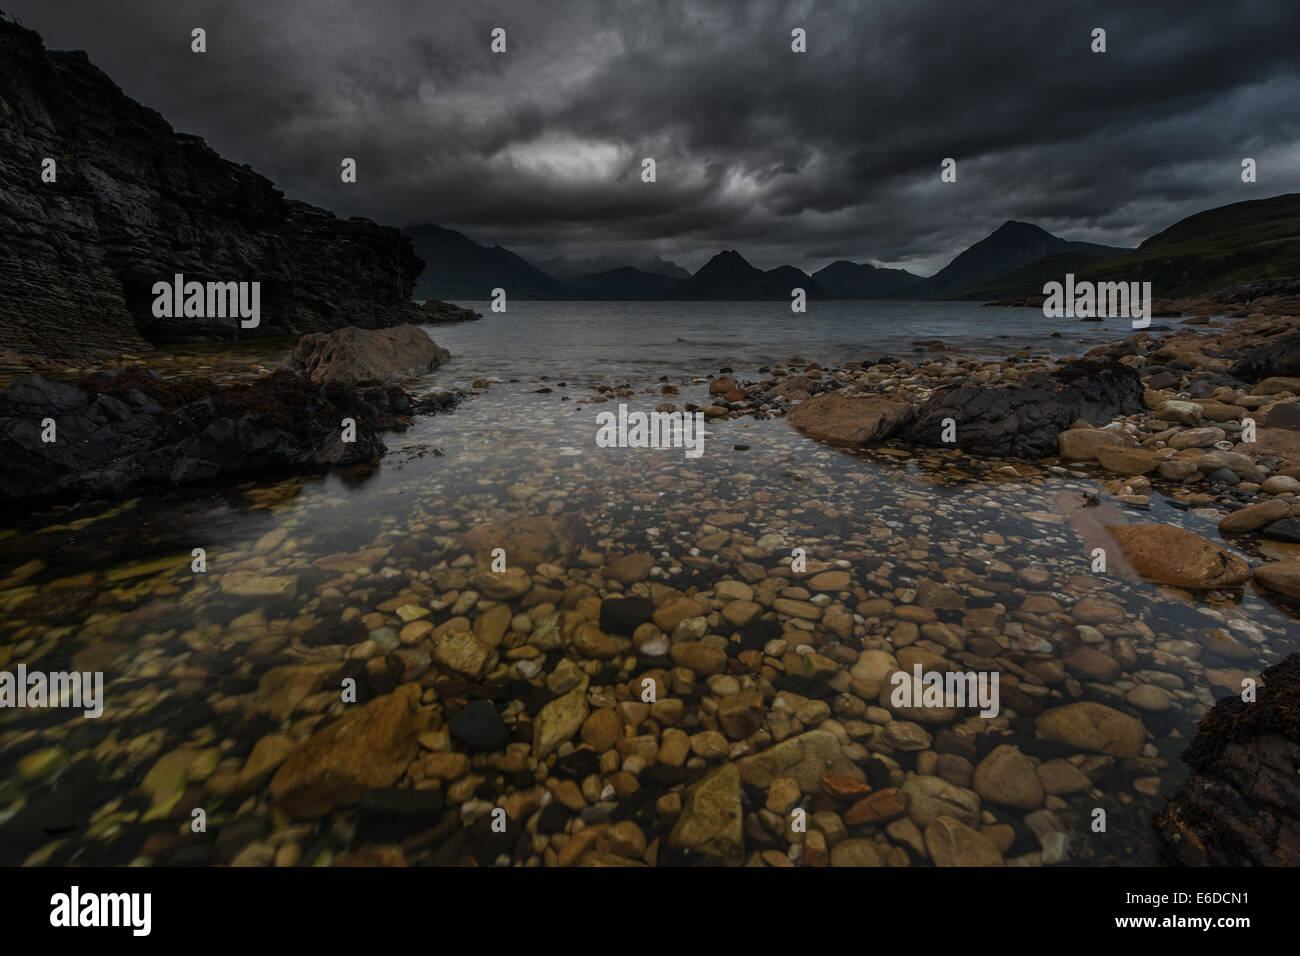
<box><xmin>9</xmin><ymin>0</ymin><xmax>1300</xmax><ymax>274</ymax></box>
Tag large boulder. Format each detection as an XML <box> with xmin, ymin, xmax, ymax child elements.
<box><xmin>788</xmin><ymin>392</ymin><xmax>915</xmax><ymax>447</ymax></box>
<box><xmin>284</xmin><ymin>324</ymin><xmax>451</xmax><ymax>386</ymax></box>
<box><xmin>269</xmin><ymin>686</ymin><xmax>426</xmax><ymax>819</ymax></box>
<box><xmin>0</xmin><ymin>369</ymin><xmax>407</xmax><ymax>503</ymax></box>
<box><xmin>1106</xmin><ymin>524</ymin><xmax>1251</xmax><ymax>589</ymax></box>
<box><xmin>1231</xmin><ymin>331</ymin><xmax>1300</xmax><ymax>382</ymax></box>
<box><xmin>904</xmin><ymin>358</ymin><xmax>1144</xmax><ymax>457</ymax></box>
<box><xmin>1154</xmin><ymin>655</ymin><xmax>1300</xmax><ymax>865</ymax></box>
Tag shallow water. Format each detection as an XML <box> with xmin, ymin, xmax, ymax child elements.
<box><xmin>1</xmin><ymin>302</ymin><xmax>1294</xmax><ymax>867</ymax></box>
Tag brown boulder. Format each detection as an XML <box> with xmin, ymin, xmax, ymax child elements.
<box><xmin>788</xmin><ymin>393</ymin><xmax>915</xmax><ymax>447</ymax></box>
<box><xmin>284</xmin><ymin>323</ymin><xmax>449</xmax><ymax>385</ymax></box>
<box><xmin>1106</xmin><ymin>524</ymin><xmax>1250</xmax><ymax>589</ymax></box>
<box><xmin>270</xmin><ymin>686</ymin><xmax>425</xmax><ymax>819</ymax></box>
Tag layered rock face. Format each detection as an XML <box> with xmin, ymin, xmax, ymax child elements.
<box><xmin>0</xmin><ymin>17</ymin><xmax>429</xmax><ymax>365</ymax></box>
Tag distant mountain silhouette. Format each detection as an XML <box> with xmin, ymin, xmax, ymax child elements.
<box><xmin>539</xmin><ymin>254</ymin><xmax>690</xmax><ymax>282</ymax></box>
<box><xmin>812</xmin><ymin>260</ymin><xmax>924</xmax><ymax>298</ymax></box>
<box><xmin>907</xmin><ymin>221</ymin><xmax>1130</xmax><ymax>299</ymax></box>
<box><xmin>570</xmin><ymin>266</ymin><xmax>682</xmax><ymax>300</ymax></box>
<box><xmin>404</xmin><ymin>224</ymin><xmax>579</xmax><ymax>300</ymax></box>
<box><xmin>404</xmin><ymin>194</ymin><xmax>1299</xmax><ymax>304</ymax></box>
<box><xmin>666</xmin><ymin>250</ymin><xmax>825</xmax><ymax>300</ymax></box>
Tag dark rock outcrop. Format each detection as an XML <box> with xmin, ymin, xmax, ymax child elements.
<box><xmin>284</xmin><ymin>324</ymin><xmax>451</xmax><ymax>386</ymax></box>
<box><xmin>0</xmin><ymin>368</ymin><xmax>420</xmax><ymax>505</ymax></box>
<box><xmin>1154</xmin><ymin>655</ymin><xmax>1300</xmax><ymax>866</ymax></box>
<box><xmin>0</xmin><ymin>17</ymin><xmax>465</xmax><ymax>367</ymax></box>
<box><xmin>1231</xmin><ymin>331</ymin><xmax>1300</xmax><ymax>382</ymax></box>
<box><xmin>903</xmin><ymin>358</ymin><xmax>1144</xmax><ymax>457</ymax></box>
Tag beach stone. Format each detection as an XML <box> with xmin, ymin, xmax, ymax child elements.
<box><xmin>809</xmin><ymin>569</ymin><xmax>852</xmax><ymax>590</ymax></box>
<box><xmin>433</xmin><ymin>629</ymin><xmax>497</xmax><ymax>680</ymax></box>
<box><xmin>788</xmin><ymin>392</ymin><xmax>915</xmax><ymax>447</ymax></box>
<box><xmin>472</xmin><ymin>605</ymin><xmax>511</xmax><ymax>647</ymax></box>
<box><xmin>1096</xmin><ymin>446</ymin><xmax>1159</xmax><ymax>476</ymax></box>
<box><xmin>533</xmin><ymin>676</ymin><xmax>590</xmax><ymax>758</ymax></box>
<box><xmin>573</xmin><ymin>623</ymin><xmax>619</xmax><ymax>659</ymax></box>
<box><xmin>1063</xmin><ymin>646</ymin><xmax>1122</xmax><ymax>682</ymax></box>
<box><xmin>1169</xmin><ymin>427</ymin><xmax>1226</xmax><ymax>449</ymax></box>
<box><xmin>901</xmin><ymin>775</ymin><xmax>980</xmax><ymax>827</ymax></box>
<box><xmin>972</xmin><ymin>745</ymin><xmax>1044</xmax><ymax>809</ymax></box>
<box><xmin>925</xmin><ymin>816</ymin><xmax>1005</xmax><ymax>866</ymax></box>
<box><xmin>1036</xmin><ymin>759</ymin><xmax>1093</xmax><ymax>795</ymax></box>
<box><xmin>1126</xmin><ymin>684</ymin><xmax>1172</xmax><ymax>712</ymax></box>
<box><xmin>1106</xmin><ymin>524</ymin><xmax>1250</xmax><ymax>589</ymax></box>
<box><xmin>1266</xmin><ymin>402</ymin><xmax>1300</xmax><ymax>430</ymax></box>
<box><xmin>581</xmin><ymin>708</ymin><xmax>623</xmax><ymax>751</ymax></box>
<box><xmin>1254</xmin><ymin>561</ymin><xmax>1300</xmax><ymax>599</ymax></box>
<box><xmin>473</xmin><ymin>567</ymin><xmax>532</xmax><ymax>600</ymax></box>
<box><xmin>844</xmin><ymin>788</ymin><xmax>907</xmax><ymax>825</ymax></box>
<box><xmin>718</xmin><ymin>690</ymin><xmax>766</xmax><ymax>739</ymax></box>
<box><xmin>722</xmin><ymin>599</ymin><xmax>762</xmax><ymax>628</ymax></box>
<box><xmin>737</xmin><ymin>729</ymin><xmax>863</xmax><ymax>791</ymax></box>
<box><xmin>882</xmin><ymin>720</ymin><xmax>932</xmax><ymax>751</ymax></box>
<box><xmin>270</xmin><ymin>686</ymin><xmax>423</xmax><ymax>819</ymax></box>
<box><xmin>1159</xmin><ymin>459</ymin><xmax>1199</xmax><ymax>481</ymax></box>
<box><xmin>449</xmin><ymin>700</ymin><xmax>508</xmax><ymax>751</ymax></box>
<box><xmin>255</xmin><ymin>663</ymin><xmax>337</xmax><ymax>721</ymax></box>
<box><xmin>1071</xmin><ymin>596</ymin><xmax>1126</xmax><ymax>624</ymax></box>
<box><xmin>671</xmin><ymin>642</ymin><xmax>727</xmax><ymax>676</ymax></box>
<box><xmin>605</xmin><ymin>553</ymin><xmax>655</xmax><ymax>584</ymax></box>
<box><xmin>1035</xmin><ymin>702</ymin><xmax>1146</xmax><ymax>757</ymax></box>
<box><xmin>653</xmin><ymin>597</ymin><xmax>707</xmax><ymax>632</ymax></box>
<box><xmin>829</xmin><ymin>839</ymin><xmax>885</xmax><ymax>867</ymax></box>
<box><xmin>1155</xmin><ymin>400</ymin><xmax>1204</xmax><ymax>425</ymax></box>
<box><xmin>1219</xmin><ymin>499</ymin><xmax>1291</xmax><ymax>533</ymax></box>
<box><xmin>1261</xmin><ymin>519</ymin><xmax>1300</xmax><ymax>543</ymax></box>
<box><xmin>766</xmin><ymin>777</ymin><xmax>801</xmax><ymax>815</ymax></box>
<box><xmin>1262</xmin><ymin>475</ymin><xmax>1300</xmax><ymax>495</ymax></box>
<box><xmin>1057</xmin><ymin>428</ymin><xmax>1128</xmax><ymax>461</ymax></box>
<box><xmin>238</xmin><ymin>734</ymin><xmax>297</xmax><ymax>789</ymax></box>
<box><xmin>668</xmin><ymin>763</ymin><xmax>743</xmax><ymax>864</ymax></box>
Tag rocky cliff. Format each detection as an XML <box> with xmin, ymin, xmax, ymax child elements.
<box><xmin>0</xmin><ymin>16</ymin><xmax>429</xmax><ymax>367</ymax></box>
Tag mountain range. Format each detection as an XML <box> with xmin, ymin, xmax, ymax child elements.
<box><xmin>405</xmin><ymin>193</ymin><xmax>1300</xmax><ymax>303</ymax></box>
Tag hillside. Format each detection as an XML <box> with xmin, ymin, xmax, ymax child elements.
<box><xmin>907</xmin><ymin>221</ymin><xmax>1130</xmax><ymax>299</ymax></box>
<box><xmin>405</xmin><ymin>224</ymin><xmax>580</xmax><ymax>300</ymax></box>
<box><xmin>1069</xmin><ymin>193</ymin><xmax>1300</xmax><ymax>297</ymax></box>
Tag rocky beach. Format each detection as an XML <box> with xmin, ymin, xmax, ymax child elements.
<box><xmin>2</xmin><ymin>286</ymin><xmax>1300</xmax><ymax>868</ymax></box>
<box><xmin>3</xmin><ymin>4</ymin><xmax>1299</xmax><ymax>880</ymax></box>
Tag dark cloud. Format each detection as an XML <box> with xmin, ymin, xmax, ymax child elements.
<box><xmin>10</xmin><ymin>0</ymin><xmax>1300</xmax><ymax>274</ymax></box>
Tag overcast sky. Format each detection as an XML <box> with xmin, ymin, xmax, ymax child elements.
<box><xmin>9</xmin><ymin>0</ymin><xmax>1300</xmax><ymax>275</ymax></box>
